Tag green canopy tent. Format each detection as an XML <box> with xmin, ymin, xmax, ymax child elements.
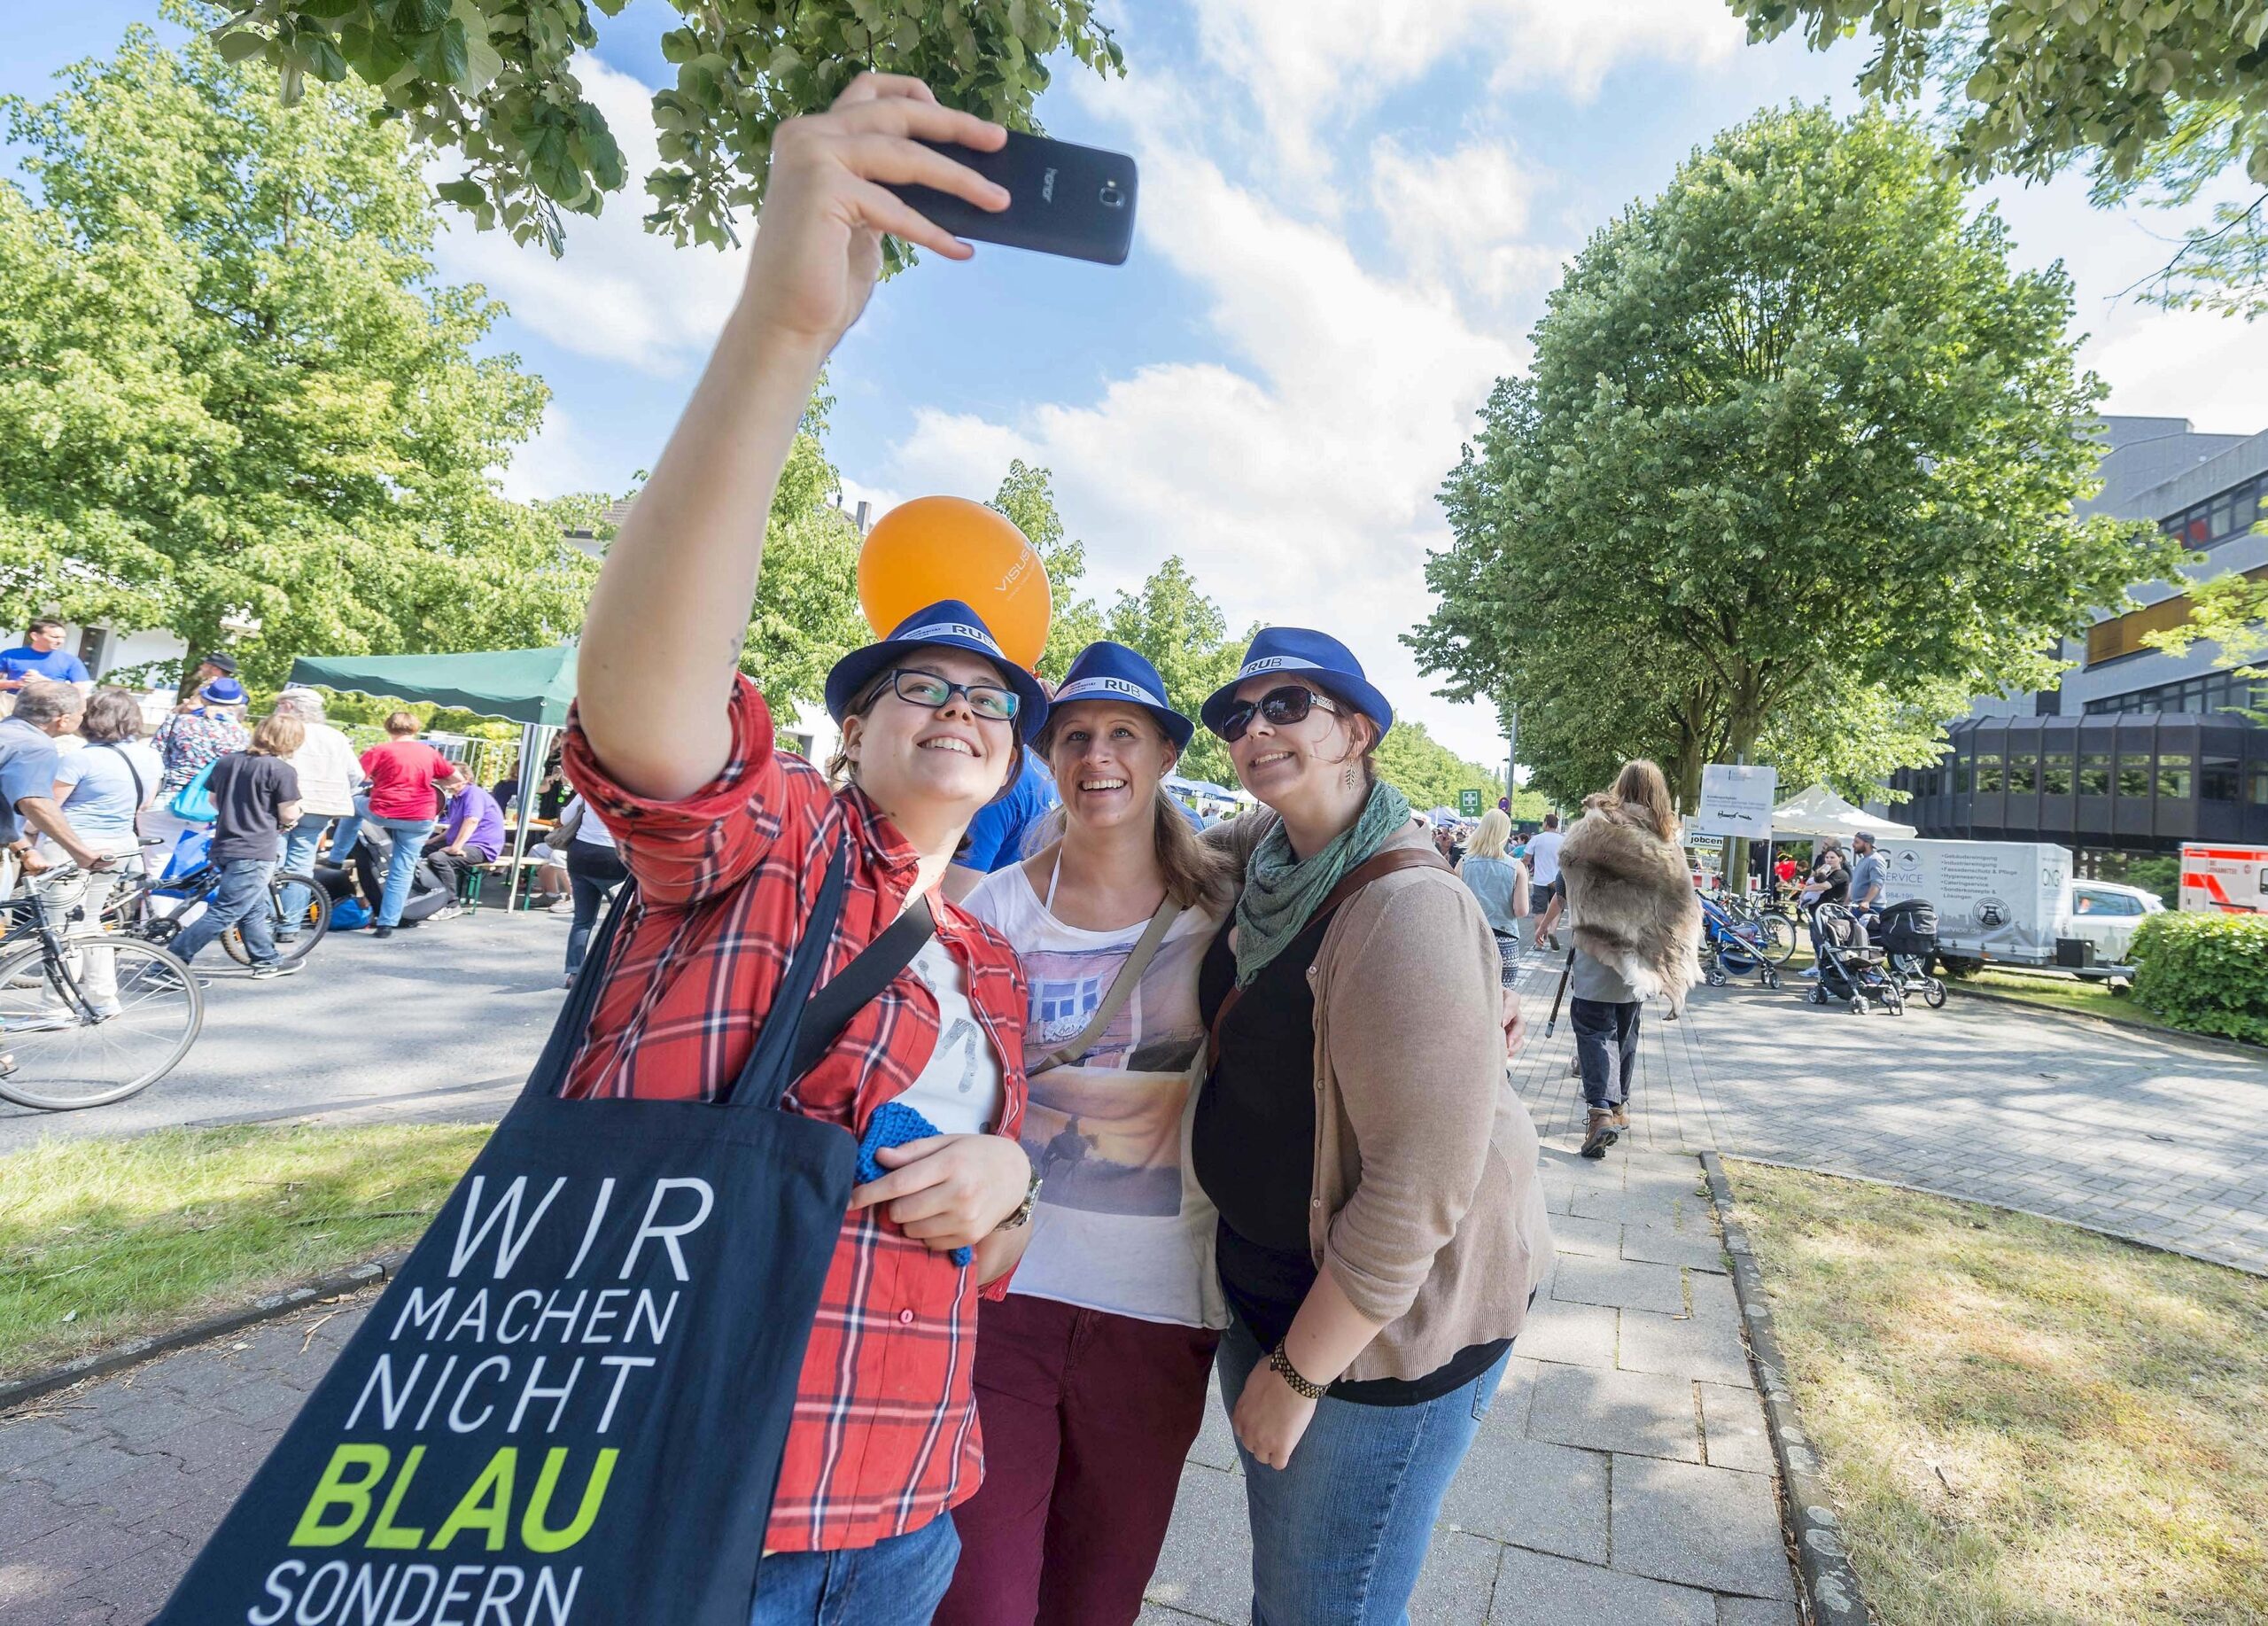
<box><xmin>285</xmin><ymin>644</ymin><xmax>579</xmax><ymax>910</ymax></box>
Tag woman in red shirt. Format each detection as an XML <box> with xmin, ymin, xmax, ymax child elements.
<box><xmin>562</xmin><ymin>75</ymin><xmax>1039</xmax><ymax>1625</ymax></box>
<box><xmin>333</xmin><ymin>710</ymin><xmax>454</xmax><ymax>937</ymax></box>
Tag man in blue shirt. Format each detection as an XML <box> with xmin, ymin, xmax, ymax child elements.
<box><xmin>0</xmin><ymin>682</ymin><xmax>107</xmax><ymax>880</ymax></box>
<box><xmin>943</xmin><ymin>744</ymin><xmax>1059</xmax><ymax>901</ymax></box>
<box><xmin>0</xmin><ymin>619</ymin><xmax>92</xmax><ymax>693</ymax></box>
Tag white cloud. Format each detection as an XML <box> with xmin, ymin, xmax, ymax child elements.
<box><xmin>496</xmin><ymin>403</ymin><xmax>601</xmax><ymax>502</ymax></box>
<box><xmin>1369</xmin><ymin>137</ymin><xmax>1564</xmax><ymax>312</ymax></box>
<box><xmin>430</xmin><ymin>58</ymin><xmax>749</xmax><ymax>375</ymax></box>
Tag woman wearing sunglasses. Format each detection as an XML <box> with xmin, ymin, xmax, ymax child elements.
<box><xmin>936</xmin><ymin>642</ymin><xmax>1234</xmax><ymax>1626</ymax></box>
<box><xmin>1192</xmin><ymin>628</ymin><xmax>1555</xmax><ymax>1623</ymax></box>
<box><xmin>564</xmin><ymin>76</ymin><xmax>1046</xmax><ymax>1624</ymax></box>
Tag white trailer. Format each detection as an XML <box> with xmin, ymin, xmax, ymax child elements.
<box><xmin>1876</xmin><ymin>838</ymin><xmax>2099</xmax><ymax>972</ymax></box>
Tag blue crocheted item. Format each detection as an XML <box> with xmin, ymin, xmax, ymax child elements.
<box><xmin>858</xmin><ymin>1101</ymin><xmax>972</xmax><ymax>1265</ymax></box>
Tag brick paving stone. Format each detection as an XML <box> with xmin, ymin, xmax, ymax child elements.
<box><xmin>1441</xmin><ymin>1437</ymin><xmax>1609</xmax><ymax>1563</ymax></box>
<box><xmin>1546</xmin><ymin>1215</ymin><xmax>1624</xmax><ymax>1257</ymax></box>
<box><xmin>1409</xmin><ymin>1530</ymin><xmax>1502</xmax><ymax>1626</ymax></box>
<box><xmin>1550</xmin><ymin>1256</ymin><xmax>1686</xmax><ymax>1317</ymax></box>
<box><xmin>1511</xmin><ymin>1302</ymin><xmax>1618</xmax><ymax>1369</ymax></box>
<box><xmin>0</xmin><ymin>1477</ymin><xmax>79</xmax><ymax>1550</ymax></box>
<box><xmin>1527</xmin><ymin>1368</ymin><xmax>1702</xmax><ymax>1464</ymax></box>
<box><xmin>0</xmin><ymin>1419</ymin><xmax>83</xmax><ymax>1476</ymax></box>
<box><xmin>1485</xmin><ymin>1546</ymin><xmax>1718</xmax><ymax>1626</ymax></box>
<box><xmin>1610</xmin><ymin>1455</ymin><xmax>1796</xmax><ymax>1599</ymax></box>
<box><xmin>1145</xmin><ymin>1461</ymin><xmax>1249</xmax><ymax>1625</ymax></box>
<box><xmin>1717</xmin><ymin>1595</ymin><xmax>1801</xmax><ymax>1625</ymax></box>
<box><xmin>1620</xmin><ymin>1225</ymin><xmax>1728</xmax><ymax>1273</ymax></box>
<box><xmin>1697</xmin><ymin>1383</ymin><xmax>1772</xmax><ymax>1475</ymax></box>
<box><xmin>1617</xmin><ymin>1309</ymin><xmax>1751</xmax><ymax>1388</ymax></box>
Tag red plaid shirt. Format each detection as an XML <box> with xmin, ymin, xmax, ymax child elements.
<box><xmin>559</xmin><ymin>676</ymin><xmax>1029</xmax><ymax>1552</ymax></box>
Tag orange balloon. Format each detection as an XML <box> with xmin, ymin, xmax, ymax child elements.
<box><xmin>857</xmin><ymin>496</ymin><xmax>1052</xmax><ymax>671</ymax></box>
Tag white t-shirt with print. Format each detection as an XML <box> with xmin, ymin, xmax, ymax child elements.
<box><xmin>896</xmin><ymin>935</ymin><xmax>1005</xmax><ymax>1140</ymax></box>
<box><xmin>965</xmin><ymin>862</ymin><xmax>1227</xmax><ymax>1329</ymax></box>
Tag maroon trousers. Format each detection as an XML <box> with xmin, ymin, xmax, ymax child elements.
<box><xmin>936</xmin><ymin>1291</ymin><xmax>1219</xmax><ymax>1626</ymax></box>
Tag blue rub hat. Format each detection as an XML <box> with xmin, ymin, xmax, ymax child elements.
<box><xmin>824</xmin><ymin>599</ymin><xmax>1049</xmax><ymax>732</ymax></box>
<box><xmin>1200</xmin><ymin>626</ymin><xmax>1394</xmax><ymax>743</ymax></box>
<box><xmin>198</xmin><ymin>677</ymin><xmax>247</xmax><ymax>705</ymax></box>
<box><xmin>1051</xmin><ymin>641</ymin><xmax>1194</xmax><ymax>750</ymax></box>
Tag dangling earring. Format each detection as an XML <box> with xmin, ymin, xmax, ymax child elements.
<box><xmin>1342</xmin><ymin>764</ymin><xmax>1357</xmax><ymax>790</ymax></box>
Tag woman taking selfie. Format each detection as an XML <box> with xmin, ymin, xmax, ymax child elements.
<box><xmin>937</xmin><ymin>642</ymin><xmax>1233</xmax><ymax>1626</ymax></box>
<box><xmin>1192</xmin><ymin>629</ymin><xmax>1554</xmax><ymax>1623</ymax></box>
<box><xmin>561</xmin><ymin>76</ymin><xmax>1048</xmax><ymax>1624</ymax></box>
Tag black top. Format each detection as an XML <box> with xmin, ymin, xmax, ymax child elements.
<box><xmin>206</xmin><ymin>752</ymin><xmax>300</xmax><ymax>863</ymax></box>
<box><xmin>1194</xmin><ymin>912</ymin><xmax>1509</xmax><ymax>1407</ymax></box>
<box><xmin>1807</xmin><ymin>861</ymin><xmax>1849</xmax><ymax>907</ymax></box>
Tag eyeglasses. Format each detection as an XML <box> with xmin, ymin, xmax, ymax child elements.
<box><xmin>879</xmin><ymin>669</ymin><xmax>1020</xmax><ymax>722</ymax></box>
<box><xmin>1214</xmin><ymin>683</ymin><xmax>1342</xmax><ymax>743</ymax></box>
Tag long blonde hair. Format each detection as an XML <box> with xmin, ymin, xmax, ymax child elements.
<box><xmin>1467</xmin><ymin>807</ymin><xmax>1512</xmax><ymax>860</ymax></box>
<box><xmin>1611</xmin><ymin>759</ymin><xmax>1680</xmax><ymax>843</ymax></box>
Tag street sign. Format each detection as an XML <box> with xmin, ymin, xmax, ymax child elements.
<box><xmin>1457</xmin><ymin>788</ymin><xmax>1484</xmax><ymax>817</ymax></box>
<box><xmin>1693</xmin><ymin>764</ymin><xmax>1777</xmax><ymax>838</ymax></box>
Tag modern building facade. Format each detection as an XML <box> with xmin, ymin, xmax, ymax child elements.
<box><xmin>1892</xmin><ymin>415</ymin><xmax>2268</xmax><ymax>858</ymax></box>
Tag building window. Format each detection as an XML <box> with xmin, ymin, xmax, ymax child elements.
<box><xmin>2203</xmin><ymin>756</ymin><xmax>2241</xmax><ymax>801</ymax></box>
<box><xmin>2080</xmin><ymin>753</ymin><xmax>2111</xmax><ymax>796</ymax></box>
<box><xmin>2085</xmin><ymin>669</ymin><xmax>2268</xmax><ymax>717</ymax></box>
<box><xmin>2253</xmin><ymin>768</ymin><xmax>2268</xmax><ymax>806</ymax></box>
<box><xmin>2117</xmin><ymin>755</ymin><xmax>2151</xmax><ymax>798</ymax></box>
<box><xmin>2158</xmin><ymin>752</ymin><xmax>2193</xmax><ymax>798</ymax></box>
<box><xmin>2163</xmin><ymin>475</ymin><xmax>2267</xmax><ymax>549</ymax></box>
<box><xmin>2042</xmin><ymin>753</ymin><xmax>2072</xmax><ymax>796</ymax></box>
<box><xmin>2007</xmin><ymin>753</ymin><xmax>2037</xmax><ymax>794</ymax></box>
<box><xmin>1974</xmin><ymin>755</ymin><xmax>2003</xmax><ymax>795</ymax></box>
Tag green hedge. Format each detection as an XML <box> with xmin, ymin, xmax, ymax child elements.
<box><xmin>2130</xmin><ymin>912</ymin><xmax>2268</xmax><ymax>1046</ymax></box>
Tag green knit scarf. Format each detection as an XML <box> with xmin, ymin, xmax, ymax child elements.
<box><xmin>1233</xmin><ymin>778</ymin><xmax>1413</xmax><ymax>986</ymax></box>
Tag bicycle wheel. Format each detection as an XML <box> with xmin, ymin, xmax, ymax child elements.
<box><xmin>0</xmin><ymin>939</ymin><xmax>203</xmax><ymax>1110</ymax></box>
<box><xmin>222</xmin><ymin>873</ymin><xmax>331</xmax><ymax>967</ymax></box>
<box><xmin>1758</xmin><ymin>913</ymin><xmax>1797</xmax><ymax>965</ymax></box>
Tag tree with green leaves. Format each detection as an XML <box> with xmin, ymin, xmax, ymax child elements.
<box><xmin>0</xmin><ymin>11</ymin><xmax>591</xmax><ymax>691</ymax></box>
<box><xmin>2145</xmin><ymin>571</ymin><xmax>2268</xmax><ymax>724</ymax></box>
<box><xmin>1371</xmin><ymin>722</ymin><xmax>1504</xmax><ymax>816</ymax></box>
<box><xmin>1728</xmin><ymin>0</ymin><xmax>2268</xmax><ymax>316</ymax></box>
<box><xmin>737</xmin><ymin>397</ymin><xmax>873</xmax><ymax>715</ymax></box>
<box><xmin>206</xmin><ymin>0</ymin><xmax>1123</xmax><ymax>255</ymax></box>
<box><xmin>988</xmin><ymin>460</ymin><xmax>1105</xmax><ymax>681</ymax></box>
<box><xmin>1410</xmin><ymin>105</ymin><xmax>2171</xmax><ymax>818</ymax></box>
<box><xmin>1096</xmin><ymin>557</ymin><xmax>1249</xmax><ymax>787</ymax></box>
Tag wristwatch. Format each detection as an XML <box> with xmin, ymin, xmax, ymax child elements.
<box><xmin>995</xmin><ymin>1170</ymin><xmax>1043</xmax><ymax>1232</ymax></box>
<box><xmin>1267</xmin><ymin>1340</ymin><xmax>1328</xmax><ymax>1401</ymax></box>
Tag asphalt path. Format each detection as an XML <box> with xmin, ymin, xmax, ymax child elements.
<box><xmin>0</xmin><ymin>906</ymin><xmax>575</xmax><ymax>1152</ymax></box>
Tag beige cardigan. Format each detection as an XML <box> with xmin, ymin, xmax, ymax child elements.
<box><xmin>1218</xmin><ymin>817</ymin><xmax>1556</xmax><ymax>1381</ymax></box>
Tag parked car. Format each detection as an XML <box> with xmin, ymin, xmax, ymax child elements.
<box><xmin>2062</xmin><ymin>881</ymin><xmax>2165</xmax><ymax>964</ymax></box>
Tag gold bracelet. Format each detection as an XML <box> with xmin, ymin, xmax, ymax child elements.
<box><xmin>1267</xmin><ymin>1340</ymin><xmax>1327</xmax><ymax>1401</ymax></box>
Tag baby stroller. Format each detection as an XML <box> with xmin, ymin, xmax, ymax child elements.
<box><xmin>1698</xmin><ymin>894</ymin><xmax>1783</xmax><ymax>990</ymax></box>
<box><xmin>1872</xmin><ymin>898</ymin><xmax>1947</xmax><ymax>1009</ymax></box>
<box><xmin>1805</xmin><ymin>902</ymin><xmax>1903</xmax><ymax>1015</ymax></box>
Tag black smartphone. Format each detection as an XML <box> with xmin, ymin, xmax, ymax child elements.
<box><xmin>886</xmin><ymin>129</ymin><xmax>1138</xmax><ymax>266</ymax></box>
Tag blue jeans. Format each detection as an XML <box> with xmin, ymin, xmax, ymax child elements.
<box><xmin>277</xmin><ymin>813</ymin><xmax>336</xmax><ymax>930</ymax></box>
<box><xmin>1217</xmin><ymin>1316</ymin><xmax>1508</xmax><ymax>1626</ymax></box>
<box><xmin>346</xmin><ymin>814</ymin><xmax>437</xmax><ymax>927</ymax></box>
<box><xmin>747</xmin><ymin>1513</ymin><xmax>959</xmax><ymax>1626</ymax></box>
<box><xmin>170</xmin><ymin>859</ymin><xmax>278</xmax><ymax>965</ymax></box>
<box><xmin>1570</xmin><ymin>997</ymin><xmax>1639</xmax><ymax>1113</ymax></box>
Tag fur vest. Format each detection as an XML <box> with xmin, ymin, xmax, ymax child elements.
<box><xmin>1558</xmin><ymin>795</ymin><xmax>1704</xmax><ymax>1013</ymax></box>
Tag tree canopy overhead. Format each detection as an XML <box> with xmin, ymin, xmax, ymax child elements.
<box><xmin>0</xmin><ymin>12</ymin><xmax>590</xmax><ymax>689</ymax></box>
<box><xmin>205</xmin><ymin>0</ymin><xmax>1123</xmax><ymax>253</ymax></box>
<box><xmin>1411</xmin><ymin>103</ymin><xmax>2175</xmax><ymax>810</ymax></box>
<box><xmin>1728</xmin><ymin>0</ymin><xmax>2268</xmax><ymax>316</ymax></box>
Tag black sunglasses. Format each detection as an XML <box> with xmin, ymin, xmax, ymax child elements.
<box><xmin>1214</xmin><ymin>683</ymin><xmax>1342</xmax><ymax>743</ymax></box>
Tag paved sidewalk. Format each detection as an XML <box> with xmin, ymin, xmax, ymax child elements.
<box><xmin>1508</xmin><ymin>953</ymin><xmax>2268</xmax><ymax>1275</ymax></box>
<box><xmin>0</xmin><ymin>1149</ymin><xmax>1798</xmax><ymax>1625</ymax></box>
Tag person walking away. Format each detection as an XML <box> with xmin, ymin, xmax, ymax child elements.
<box><xmin>422</xmin><ymin>765</ymin><xmax>506</xmax><ymax>912</ymax></box>
<box><xmin>555</xmin><ymin>793</ymin><xmax>628</xmax><ymax>982</ymax></box>
<box><xmin>144</xmin><ymin>676</ymin><xmax>250</xmax><ymax>870</ymax></box>
<box><xmin>937</xmin><ymin>642</ymin><xmax>1234</xmax><ymax>1626</ymax></box>
<box><xmin>1192</xmin><ymin>627</ymin><xmax>1555</xmax><ymax>1622</ymax></box>
<box><xmin>560</xmin><ymin>79</ymin><xmax>1053</xmax><ymax>1623</ymax></box>
<box><xmin>156</xmin><ymin>712</ymin><xmax>305</xmax><ymax>982</ymax></box>
<box><xmin>1526</xmin><ymin>811</ymin><xmax>1567</xmax><ymax>950</ymax></box>
<box><xmin>0</xmin><ymin>619</ymin><xmax>92</xmax><ymax>696</ymax></box>
<box><xmin>27</xmin><ymin>689</ymin><xmax>161</xmax><ymax>1017</ymax></box>
<box><xmin>339</xmin><ymin>711</ymin><xmax>454</xmax><ymax>938</ymax></box>
<box><xmin>1458</xmin><ymin>806</ymin><xmax>1531</xmax><ymax>985</ymax></box>
<box><xmin>271</xmin><ymin>689</ymin><xmax>361</xmax><ymax>936</ymax></box>
<box><xmin>1558</xmin><ymin>760</ymin><xmax>1703</xmax><ymax>1158</ymax></box>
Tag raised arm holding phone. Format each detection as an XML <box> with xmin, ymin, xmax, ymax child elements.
<box><xmin>563</xmin><ymin>76</ymin><xmax>1051</xmax><ymax>1623</ymax></box>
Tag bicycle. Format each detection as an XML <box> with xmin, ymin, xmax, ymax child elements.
<box><xmin>1714</xmin><ymin>891</ymin><xmax>1798</xmax><ymax>966</ymax></box>
<box><xmin>104</xmin><ymin>860</ymin><xmax>331</xmax><ymax>967</ymax></box>
<box><xmin>0</xmin><ymin>864</ymin><xmax>205</xmax><ymax>1110</ymax></box>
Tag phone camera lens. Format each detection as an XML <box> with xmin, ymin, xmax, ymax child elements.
<box><xmin>1099</xmin><ymin>179</ymin><xmax>1126</xmax><ymax>209</ymax></box>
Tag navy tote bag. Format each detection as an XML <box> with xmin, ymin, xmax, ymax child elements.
<box><xmin>153</xmin><ymin>843</ymin><xmax>862</xmax><ymax>1626</ymax></box>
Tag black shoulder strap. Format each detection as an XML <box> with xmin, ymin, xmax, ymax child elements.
<box><xmin>790</xmin><ymin>888</ymin><xmax>937</xmax><ymax>1083</ymax></box>
<box><xmin>95</xmin><ymin>741</ymin><xmax>147</xmax><ymax>812</ymax></box>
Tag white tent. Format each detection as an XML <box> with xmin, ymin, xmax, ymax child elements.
<box><xmin>1768</xmin><ymin>783</ymin><xmax>1917</xmax><ymax>841</ymax></box>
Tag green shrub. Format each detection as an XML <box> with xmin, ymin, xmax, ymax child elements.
<box><xmin>2130</xmin><ymin>912</ymin><xmax>2268</xmax><ymax>1046</ymax></box>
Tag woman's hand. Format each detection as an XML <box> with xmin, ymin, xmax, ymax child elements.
<box><xmin>850</xmin><ymin>1132</ymin><xmax>1031</xmax><ymax>1253</ymax></box>
<box><xmin>740</xmin><ymin>74</ymin><xmax>1009</xmax><ymax>359</ymax></box>
<box><xmin>1232</xmin><ymin>1362</ymin><xmax>1319</xmax><ymax>1471</ymax></box>
<box><xmin>1501</xmin><ymin>987</ymin><xmax>1526</xmax><ymax>1057</ymax></box>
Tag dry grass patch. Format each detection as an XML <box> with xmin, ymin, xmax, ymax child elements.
<box><xmin>1727</xmin><ymin>1159</ymin><xmax>2268</xmax><ymax>1625</ymax></box>
<box><xmin>1</xmin><ymin>1124</ymin><xmax>488</xmax><ymax>1383</ymax></box>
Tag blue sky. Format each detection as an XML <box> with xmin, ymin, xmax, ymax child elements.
<box><xmin>12</xmin><ymin>2</ymin><xmax>2268</xmax><ymax>764</ymax></box>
